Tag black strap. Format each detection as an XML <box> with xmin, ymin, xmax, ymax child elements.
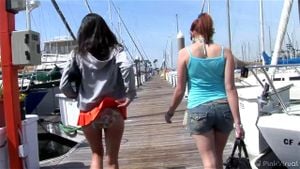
<box><xmin>240</xmin><ymin>139</ymin><xmax>249</xmax><ymax>158</ymax></box>
<box><xmin>230</xmin><ymin>138</ymin><xmax>249</xmax><ymax>159</ymax></box>
<box><xmin>230</xmin><ymin>139</ymin><xmax>239</xmax><ymax>157</ymax></box>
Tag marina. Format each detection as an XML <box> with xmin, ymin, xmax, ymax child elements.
<box><xmin>39</xmin><ymin>75</ymin><xmax>223</xmax><ymax>169</ymax></box>
<box><xmin>1</xmin><ymin>0</ymin><xmax>300</xmax><ymax>169</ymax></box>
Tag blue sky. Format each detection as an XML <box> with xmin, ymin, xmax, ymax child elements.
<box><xmin>15</xmin><ymin>0</ymin><xmax>300</xmax><ymax>68</ymax></box>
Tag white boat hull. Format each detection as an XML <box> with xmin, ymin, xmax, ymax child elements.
<box><xmin>257</xmin><ymin>112</ymin><xmax>300</xmax><ymax>168</ymax></box>
<box><xmin>237</xmin><ymin>84</ymin><xmax>292</xmax><ymax>156</ymax></box>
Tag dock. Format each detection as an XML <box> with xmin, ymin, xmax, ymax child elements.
<box><xmin>40</xmin><ymin>75</ymin><xmax>234</xmax><ymax>169</ymax></box>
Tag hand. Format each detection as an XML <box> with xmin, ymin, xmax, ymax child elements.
<box><xmin>165</xmin><ymin>110</ymin><xmax>174</xmax><ymax>123</ymax></box>
<box><xmin>235</xmin><ymin>125</ymin><xmax>245</xmax><ymax>139</ymax></box>
<box><xmin>116</xmin><ymin>97</ymin><xmax>132</xmax><ymax>108</ymax></box>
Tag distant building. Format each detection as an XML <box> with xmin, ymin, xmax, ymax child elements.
<box><xmin>43</xmin><ymin>37</ymin><xmax>76</xmax><ymax>54</ymax></box>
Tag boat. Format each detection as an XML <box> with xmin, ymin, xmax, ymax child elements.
<box><xmin>262</xmin><ymin>51</ymin><xmax>300</xmax><ymax>65</ymax></box>
<box><xmin>235</xmin><ymin>1</ymin><xmax>300</xmax><ymax>168</ymax></box>
<box><xmin>237</xmin><ymin>64</ymin><xmax>300</xmax><ymax>169</ymax></box>
<box><xmin>15</xmin><ymin>37</ymin><xmax>75</xmax><ymax>116</ymax></box>
<box><xmin>256</xmin><ymin>109</ymin><xmax>300</xmax><ymax>168</ymax></box>
<box><xmin>236</xmin><ymin>64</ymin><xmax>300</xmax><ymax>100</ymax></box>
<box><xmin>37</xmin><ymin>36</ymin><xmax>76</xmax><ymax>71</ymax></box>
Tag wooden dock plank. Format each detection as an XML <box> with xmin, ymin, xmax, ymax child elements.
<box><xmin>40</xmin><ymin>75</ymin><xmax>234</xmax><ymax>169</ymax></box>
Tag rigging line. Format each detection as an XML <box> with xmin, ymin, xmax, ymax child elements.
<box><xmin>108</xmin><ymin>0</ymin><xmax>113</xmax><ymax>28</ymax></box>
<box><xmin>64</xmin><ymin>2</ymin><xmax>78</xmax><ymax>32</ymax></box>
<box><xmin>110</xmin><ymin>23</ymin><xmax>135</xmax><ymax>61</ymax></box>
<box><xmin>123</xmin><ymin>44</ymin><xmax>135</xmax><ymax>61</ymax></box>
<box><xmin>132</xmin><ymin>29</ymin><xmax>150</xmax><ymax>61</ymax></box>
<box><xmin>287</xmin><ymin>32</ymin><xmax>294</xmax><ymax>48</ymax></box>
<box><xmin>139</xmin><ymin>41</ymin><xmax>149</xmax><ymax>61</ymax></box>
<box><xmin>108</xmin><ymin>19</ymin><xmax>134</xmax><ymax>61</ymax></box>
<box><xmin>201</xmin><ymin>0</ymin><xmax>206</xmax><ymax>13</ymax></box>
<box><xmin>84</xmin><ymin>0</ymin><xmax>93</xmax><ymax>13</ymax></box>
<box><xmin>110</xmin><ymin>0</ymin><xmax>145</xmax><ymax>61</ymax></box>
<box><xmin>114</xmin><ymin>29</ymin><xmax>135</xmax><ymax>61</ymax></box>
<box><xmin>40</xmin><ymin>4</ymin><xmax>49</xmax><ymax>42</ymax></box>
<box><xmin>130</xmin><ymin>33</ymin><xmax>145</xmax><ymax>61</ymax></box>
<box><xmin>51</xmin><ymin>0</ymin><xmax>76</xmax><ymax>41</ymax></box>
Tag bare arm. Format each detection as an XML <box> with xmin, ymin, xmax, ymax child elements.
<box><xmin>224</xmin><ymin>48</ymin><xmax>244</xmax><ymax>138</ymax></box>
<box><xmin>165</xmin><ymin>49</ymin><xmax>187</xmax><ymax>123</ymax></box>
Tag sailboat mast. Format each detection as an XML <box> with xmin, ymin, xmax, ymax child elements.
<box><xmin>176</xmin><ymin>14</ymin><xmax>179</xmax><ymax>33</ymax></box>
<box><xmin>226</xmin><ymin>0</ymin><xmax>232</xmax><ymax>50</ymax></box>
<box><xmin>170</xmin><ymin>40</ymin><xmax>173</xmax><ymax>69</ymax></box>
<box><xmin>269</xmin><ymin>26</ymin><xmax>272</xmax><ymax>55</ymax></box>
<box><xmin>207</xmin><ymin>0</ymin><xmax>210</xmax><ymax>14</ymax></box>
<box><xmin>270</xmin><ymin>0</ymin><xmax>293</xmax><ymax>66</ymax></box>
<box><xmin>259</xmin><ymin>0</ymin><xmax>265</xmax><ymax>64</ymax></box>
<box><xmin>25</xmin><ymin>0</ymin><xmax>31</xmax><ymax>30</ymax></box>
<box><xmin>51</xmin><ymin>0</ymin><xmax>76</xmax><ymax>40</ymax></box>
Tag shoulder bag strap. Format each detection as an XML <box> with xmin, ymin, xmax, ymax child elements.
<box><xmin>232</xmin><ymin>138</ymin><xmax>249</xmax><ymax>159</ymax></box>
<box><xmin>230</xmin><ymin>138</ymin><xmax>239</xmax><ymax>157</ymax></box>
<box><xmin>240</xmin><ymin>139</ymin><xmax>250</xmax><ymax>158</ymax></box>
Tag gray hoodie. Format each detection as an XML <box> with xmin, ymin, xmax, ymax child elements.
<box><xmin>59</xmin><ymin>46</ymin><xmax>136</xmax><ymax>111</ymax></box>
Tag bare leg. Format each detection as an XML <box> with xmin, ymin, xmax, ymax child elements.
<box><xmin>82</xmin><ymin>123</ymin><xmax>104</xmax><ymax>169</ymax></box>
<box><xmin>214</xmin><ymin>130</ymin><xmax>230</xmax><ymax>169</ymax></box>
<box><xmin>192</xmin><ymin>130</ymin><xmax>217</xmax><ymax>169</ymax></box>
<box><xmin>104</xmin><ymin>109</ymin><xmax>124</xmax><ymax>169</ymax></box>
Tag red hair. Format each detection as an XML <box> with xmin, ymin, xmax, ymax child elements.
<box><xmin>190</xmin><ymin>13</ymin><xmax>214</xmax><ymax>44</ymax></box>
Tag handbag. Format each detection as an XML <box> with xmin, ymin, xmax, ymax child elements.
<box><xmin>224</xmin><ymin>138</ymin><xmax>252</xmax><ymax>169</ymax></box>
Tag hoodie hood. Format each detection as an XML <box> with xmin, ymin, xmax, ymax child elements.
<box><xmin>76</xmin><ymin>45</ymin><xmax>124</xmax><ymax>70</ymax></box>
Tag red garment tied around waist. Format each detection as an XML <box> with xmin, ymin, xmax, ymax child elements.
<box><xmin>77</xmin><ymin>97</ymin><xmax>127</xmax><ymax>126</ymax></box>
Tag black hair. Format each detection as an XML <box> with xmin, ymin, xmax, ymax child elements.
<box><xmin>76</xmin><ymin>13</ymin><xmax>119</xmax><ymax>60</ymax></box>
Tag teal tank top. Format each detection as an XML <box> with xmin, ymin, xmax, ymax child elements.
<box><xmin>186</xmin><ymin>46</ymin><xmax>227</xmax><ymax>109</ymax></box>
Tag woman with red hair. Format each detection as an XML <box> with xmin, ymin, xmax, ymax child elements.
<box><xmin>165</xmin><ymin>13</ymin><xmax>244</xmax><ymax>169</ymax></box>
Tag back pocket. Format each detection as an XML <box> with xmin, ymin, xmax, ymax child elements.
<box><xmin>221</xmin><ymin>104</ymin><xmax>232</xmax><ymax>120</ymax></box>
<box><xmin>189</xmin><ymin>111</ymin><xmax>208</xmax><ymax>121</ymax></box>
<box><xmin>223</xmin><ymin>110</ymin><xmax>233</xmax><ymax>120</ymax></box>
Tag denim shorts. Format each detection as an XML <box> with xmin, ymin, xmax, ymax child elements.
<box><xmin>187</xmin><ymin>100</ymin><xmax>233</xmax><ymax>135</ymax></box>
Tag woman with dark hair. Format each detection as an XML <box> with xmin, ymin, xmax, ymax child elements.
<box><xmin>165</xmin><ymin>13</ymin><xmax>244</xmax><ymax>169</ymax></box>
<box><xmin>60</xmin><ymin>13</ymin><xmax>136</xmax><ymax>169</ymax></box>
